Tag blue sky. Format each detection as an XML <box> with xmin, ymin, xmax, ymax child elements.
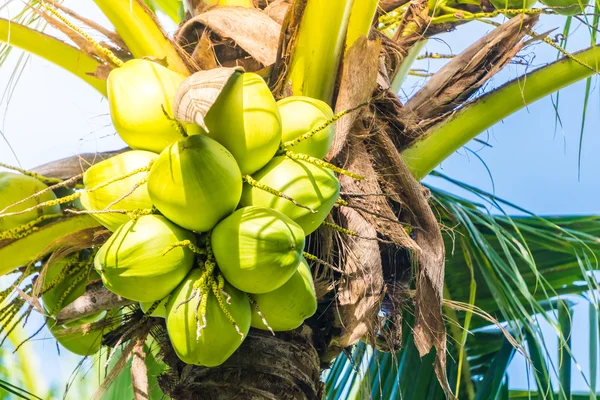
<box><xmin>1</xmin><ymin>1</ymin><xmax>600</xmax><ymax>396</ymax></box>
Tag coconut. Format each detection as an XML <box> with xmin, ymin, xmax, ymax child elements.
<box><xmin>48</xmin><ymin>314</ymin><xmax>107</xmax><ymax>356</ymax></box>
<box><xmin>148</xmin><ymin>135</ymin><xmax>242</xmax><ymax>232</ymax></box>
<box><xmin>278</xmin><ymin>96</ymin><xmax>334</xmax><ymax>159</ymax></box>
<box><xmin>107</xmin><ymin>59</ymin><xmax>199</xmax><ymax>153</ymax></box>
<box><xmin>240</xmin><ymin>156</ymin><xmax>340</xmax><ymax>235</ymax></box>
<box><xmin>94</xmin><ymin>215</ymin><xmax>196</xmax><ymax>302</ymax></box>
<box><xmin>199</xmin><ymin>72</ymin><xmax>281</xmax><ymax>175</ymax></box>
<box><xmin>166</xmin><ymin>269</ymin><xmax>251</xmax><ymax>367</ymax></box>
<box><xmin>80</xmin><ymin>150</ymin><xmax>156</xmax><ymax>231</ymax></box>
<box><xmin>40</xmin><ymin>253</ymin><xmax>100</xmax><ymax>318</ymax></box>
<box><xmin>0</xmin><ymin>172</ymin><xmax>61</xmax><ymax>231</ymax></box>
<box><xmin>211</xmin><ymin>206</ymin><xmax>305</xmax><ymax>294</ymax></box>
<box><xmin>140</xmin><ymin>297</ymin><xmax>168</xmax><ymax>318</ymax></box>
<box><xmin>490</xmin><ymin>0</ymin><xmax>536</xmax><ymax>10</ymax></box>
<box><xmin>251</xmin><ymin>257</ymin><xmax>317</xmax><ymax>331</ymax></box>
<box><xmin>539</xmin><ymin>0</ymin><xmax>587</xmax><ymax>14</ymax></box>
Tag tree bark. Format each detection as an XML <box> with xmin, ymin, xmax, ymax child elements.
<box><xmin>158</xmin><ymin>327</ymin><xmax>322</xmax><ymax>400</ymax></box>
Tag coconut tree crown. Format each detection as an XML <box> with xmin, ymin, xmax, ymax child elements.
<box><xmin>1</xmin><ymin>0</ymin><xmax>599</xmax><ymax>398</ymax></box>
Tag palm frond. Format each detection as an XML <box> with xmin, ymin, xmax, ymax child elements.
<box><xmin>325</xmin><ymin>174</ymin><xmax>600</xmax><ymax>399</ymax></box>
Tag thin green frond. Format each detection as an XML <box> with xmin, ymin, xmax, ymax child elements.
<box><xmin>0</xmin><ymin>18</ymin><xmax>107</xmax><ymax>94</ymax></box>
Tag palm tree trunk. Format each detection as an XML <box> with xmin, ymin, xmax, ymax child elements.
<box><xmin>157</xmin><ymin>327</ymin><xmax>323</xmax><ymax>400</ymax></box>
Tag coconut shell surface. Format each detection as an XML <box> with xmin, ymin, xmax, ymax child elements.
<box><xmin>240</xmin><ymin>157</ymin><xmax>340</xmax><ymax>235</ymax></box>
<box><xmin>250</xmin><ymin>257</ymin><xmax>317</xmax><ymax>331</ymax></box>
<box><xmin>41</xmin><ymin>255</ymin><xmax>99</xmax><ymax>317</ymax></box>
<box><xmin>94</xmin><ymin>215</ymin><xmax>196</xmax><ymax>302</ymax></box>
<box><xmin>107</xmin><ymin>59</ymin><xmax>195</xmax><ymax>154</ymax></box>
<box><xmin>166</xmin><ymin>269</ymin><xmax>251</xmax><ymax>367</ymax></box>
<box><xmin>0</xmin><ymin>172</ymin><xmax>61</xmax><ymax>231</ymax></box>
<box><xmin>148</xmin><ymin>135</ymin><xmax>242</xmax><ymax>233</ymax></box>
<box><xmin>211</xmin><ymin>206</ymin><xmax>305</xmax><ymax>294</ymax></box>
<box><xmin>202</xmin><ymin>72</ymin><xmax>281</xmax><ymax>175</ymax></box>
<box><xmin>278</xmin><ymin>96</ymin><xmax>335</xmax><ymax>159</ymax></box>
<box><xmin>80</xmin><ymin>150</ymin><xmax>156</xmax><ymax>231</ymax></box>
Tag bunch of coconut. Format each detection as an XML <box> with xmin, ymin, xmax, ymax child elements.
<box><xmin>0</xmin><ymin>172</ymin><xmax>118</xmax><ymax>355</ymax></box>
<box><xmin>65</xmin><ymin>59</ymin><xmax>344</xmax><ymax>366</ymax></box>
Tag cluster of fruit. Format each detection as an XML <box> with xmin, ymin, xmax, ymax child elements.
<box><xmin>1</xmin><ymin>59</ymin><xmax>343</xmax><ymax>366</ymax></box>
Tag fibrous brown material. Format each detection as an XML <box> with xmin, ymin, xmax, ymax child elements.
<box><xmin>159</xmin><ymin>327</ymin><xmax>322</xmax><ymax>400</ymax></box>
<box><xmin>176</xmin><ymin>6</ymin><xmax>281</xmax><ymax>71</ymax></box>
<box><xmin>264</xmin><ymin>0</ymin><xmax>291</xmax><ymax>24</ymax></box>
<box><xmin>328</xmin><ymin>36</ymin><xmax>381</xmax><ymax>161</ymax></box>
<box><xmin>397</xmin><ymin>14</ymin><xmax>539</xmax><ymax>146</ymax></box>
<box><xmin>269</xmin><ymin>0</ymin><xmax>307</xmax><ymax>96</ymax></box>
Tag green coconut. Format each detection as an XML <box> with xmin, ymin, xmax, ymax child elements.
<box><xmin>80</xmin><ymin>150</ymin><xmax>156</xmax><ymax>231</ymax></box>
<box><xmin>49</xmin><ymin>314</ymin><xmax>107</xmax><ymax>356</ymax></box>
<box><xmin>278</xmin><ymin>96</ymin><xmax>334</xmax><ymax>159</ymax></box>
<box><xmin>490</xmin><ymin>0</ymin><xmax>536</xmax><ymax>10</ymax></box>
<box><xmin>0</xmin><ymin>172</ymin><xmax>61</xmax><ymax>231</ymax></box>
<box><xmin>251</xmin><ymin>257</ymin><xmax>317</xmax><ymax>331</ymax></box>
<box><xmin>539</xmin><ymin>0</ymin><xmax>587</xmax><ymax>14</ymax></box>
<box><xmin>211</xmin><ymin>206</ymin><xmax>305</xmax><ymax>294</ymax></box>
<box><xmin>107</xmin><ymin>59</ymin><xmax>199</xmax><ymax>154</ymax></box>
<box><xmin>199</xmin><ymin>72</ymin><xmax>281</xmax><ymax>175</ymax></box>
<box><xmin>166</xmin><ymin>269</ymin><xmax>251</xmax><ymax>367</ymax></box>
<box><xmin>148</xmin><ymin>135</ymin><xmax>242</xmax><ymax>232</ymax></box>
<box><xmin>40</xmin><ymin>253</ymin><xmax>100</xmax><ymax>318</ymax></box>
<box><xmin>94</xmin><ymin>215</ymin><xmax>196</xmax><ymax>302</ymax></box>
<box><xmin>240</xmin><ymin>156</ymin><xmax>340</xmax><ymax>235</ymax></box>
<box><xmin>140</xmin><ymin>297</ymin><xmax>168</xmax><ymax>318</ymax></box>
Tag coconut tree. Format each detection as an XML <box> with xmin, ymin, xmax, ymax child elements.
<box><xmin>1</xmin><ymin>0</ymin><xmax>600</xmax><ymax>398</ymax></box>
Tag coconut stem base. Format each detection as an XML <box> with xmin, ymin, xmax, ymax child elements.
<box><xmin>158</xmin><ymin>326</ymin><xmax>322</xmax><ymax>400</ymax></box>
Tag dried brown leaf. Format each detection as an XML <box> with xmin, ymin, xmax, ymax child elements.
<box><xmin>264</xmin><ymin>0</ymin><xmax>291</xmax><ymax>24</ymax></box>
<box><xmin>398</xmin><ymin>14</ymin><xmax>539</xmax><ymax>142</ymax></box>
<box><xmin>327</xmin><ymin>36</ymin><xmax>381</xmax><ymax>161</ymax></box>
<box><xmin>176</xmin><ymin>7</ymin><xmax>281</xmax><ymax>71</ymax></box>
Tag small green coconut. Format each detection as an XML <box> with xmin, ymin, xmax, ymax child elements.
<box><xmin>0</xmin><ymin>172</ymin><xmax>61</xmax><ymax>231</ymax></box>
<box><xmin>539</xmin><ymin>0</ymin><xmax>588</xmax><ymax>14</ymax></box>
<box><xmin>251</xmin><ymin>257</ymin><xmax>317</xmax><ymax>331</ymax></box>
<box><xmin>107</xmin><ymin>59</ymin><xmax>199</xmax><ymax>154</ymax></box>
<box><xmin>211</xmin><ymin>206</ymin><xmax>305</xmax><ymax>294</ymax></box>
<box><xmin>200</xmin><ymin>72</ymin><xmax>281</xmax><ymax>175</ymax></box>
<box><xmin>140</xmin><ymin>297</ymin><xmax>168</xmax><ymax>318</ymax></box>
<box><xmin>278</xmin><ymin>96</ymin><xmax>334</xmax><ymax>159</ymax></box>
<box><xmin>490</xmin><ymin>0</ymin><xmax>536</xmax><ymax>10</ymax></box>
<box><xmin>240</xmin><ymin>156</ymin><xmax>340</xmax><ymax>235</ymax></box>
<box><xmin>148</xmin><ymin>135</ymin><xmax>242</xmax><ymax>233</ymax></box>
<box><xmin>94</xmin><ymin>215</ymin><xmax>196</xmax><ymax>302</ymax></box>
<box><xmin>80</xmin><ymin>150</ymin><xmax>156</xmax><ymax>231</ymax></box>
<box><xmin>40</xmin><ymin>253</ymin><xmax>100</xmax><ymax>318</ymax></box>
<box><xmin>49</xmin><ymin>314</ymin><xmax>108</xmax><ymax>356</ymax></box>
<box><xmin>166</xmin><ymin>269</ymin><xmax>251</xmax><ymax>367</ymax></box>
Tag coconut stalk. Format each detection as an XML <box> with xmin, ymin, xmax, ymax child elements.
<box><xmin>0</xmin><ymin>18</ymin><xmax>106</xmax><ymax>94</ymax></box>
<box><xmin>93</xmin><ymin>0</ymin><xmax>190</xmax><ymax>75</ymax></box>
<box><xmin>283</xmin><ymin>0</ymin><xmax>355</xmax><ymax>104</ymax></box>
